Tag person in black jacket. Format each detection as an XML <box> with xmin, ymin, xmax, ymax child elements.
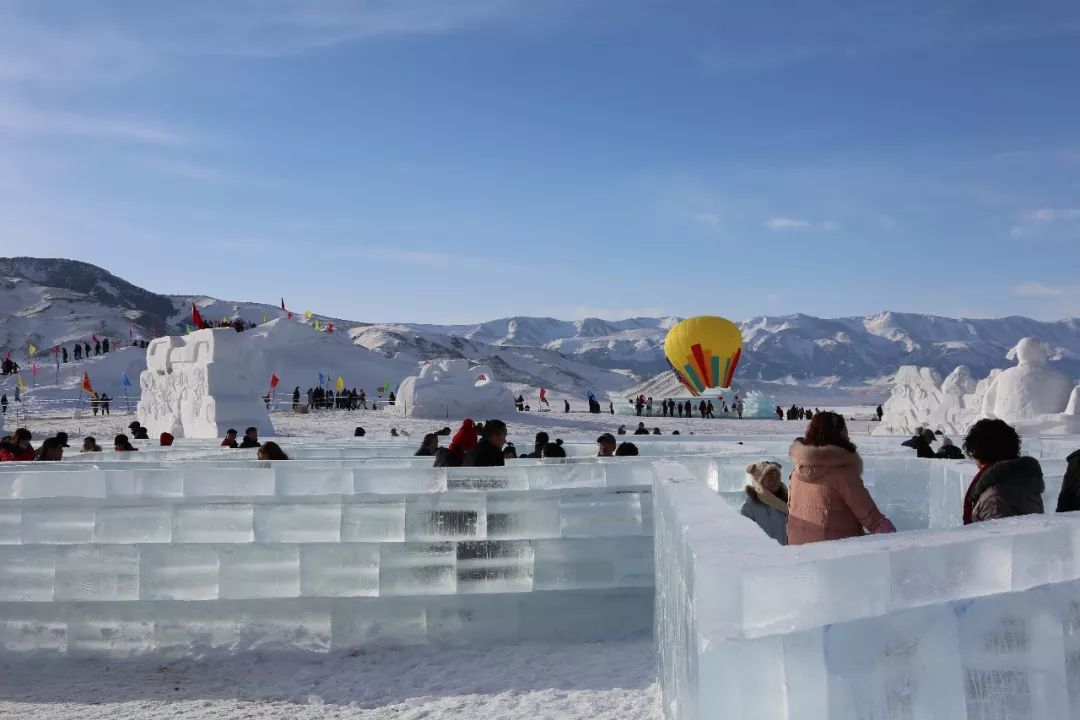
<box><xmin>239</xmin><ymin>427</ymin><xmax>261</xmax><ymax>448</ymax></box>
<box><xmin>902</xmin><ymin>428</ymin><xmax>936</xmax><ymax>458</ymax></box>
<box><xmin>465</xmin><ymin>419</ymin><xmax>506</xmax><ymax>467</ymax></box>
<box><xmin>633</xmin><ymin>422</ymin><xmax>650</xmax><ymax>436</ymax></box>
<box><xmin>522</xmin><ymin>431</ymin><xmax>549</xmax><ymax>459</ymax></box>
<box><xmin>935</xmin><ymin>437</ymin><xmax>965</xmax><ymax>460</ymax></box>
<box><xmin>1056</xmin><ymin>449</ymin><xmax>1080</xmax><ymax>513</ymax></box>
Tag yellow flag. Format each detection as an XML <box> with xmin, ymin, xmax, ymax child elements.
<box><xmin>262</xmin><ymin>314</ymin><xmax>268</xmax><ymax>324</ymax></box>
<box><xmin>28</xmin><ymin>344</ymin><xmax>35</xmax><ymax>355</ymax></box>
<box><xmin>314</xmin><ymin>320</ymin><xmax>322</xmax><ymax>331</ymax></box>
<box><xmin>336</xmin><ymin>376</ymin><xmax>345</xmax><ymax>393</ymax></box>
<box><xmin>17</xmin><ymin>375</ymin><xmax>24</xmax><ymax>389</ymax></box>
<box><xmin>304</xmin><ymin>310</ymin><xmax>313</xmax><ymax>321</ymax></box>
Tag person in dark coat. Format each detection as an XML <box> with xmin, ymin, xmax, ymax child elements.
<box><xmin>102</xmin><ymin>338</ymin><xmax>109</xmax><ymax>353</ymax></box>
<box><xmin>902</xmin><ymin>428</ymin><xmax>936</xmax><ymax>458</ymax></box>
<box><xmin>633</xmin><ymin>422</ymin><xmax>650</xmax><ymax>436</ymax></box>
<box><xmin>564</xmin><ymin>399</ymin><xmax>570</xmax><ymax>413</ymax></box>
<box><xmin>935</xmin><ymin>437</ymin><xmax>965</xmax><ymax>460</ymax></box>
<box><xmin>221</xmin><ymin>429</ymin><xmax>239</xmax><ymax>448</ymax></box>
<box><xmin>414</xmin><ymin>433</ymin><xmax>439</xmax><ymax>456</ymax></box>
<box><xmin>962</xmin><ymin>419</ymin><xmax>1044</xmax><ymax>523</ymax></box>
<box><xmin>1055</xmin><ymin>450</ymin><xmax>1080</xmax><ymax>513</ymax></box>
<box><xmin>465</xmin><ymin>419</ymin><xmax>506</xmax><ymax>467</ymax></box>
<box><xmin>522</xmin><ymin>431</ymin><xmax>549</xmax><ymax>459</ymax></box>
<box><xmin>239</xmin><ymin>427</ymin><xmax>261</xmax><ymax>449</ymax></box>
<box><xmin>61</xmin><ymin>347</ymin><xmax>68</xmax><ymax>363</ymax></box>
<box><xmin>876</xmin><ymin>405</ymin><xmax>884</xmax><ymax>421</ymax></box>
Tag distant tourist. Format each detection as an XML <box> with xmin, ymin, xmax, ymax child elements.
<box><xmin>35</xmin><ymin>437</ymin><xmax>64</xmax><ymax>461</ymax></box>
<box><xmin>633</xmin><ymin>422</ymin><xmax>649</xmax><ymax>436</ymax></box>
<box><xmin>1055</xmin><ymin>449</ymin><xmax>1080</xmax><ymax>513</ymax></box>
<box><xmin>614</xmin><ymin>442</ymin><xmax>639</xmax><ymax>456</ymax></box>
<box><xmin>466</xmin><ymin>419</ymin><xmax>507</xmax><ymax>467</ymax></box>
<box><xmin>81</xmin><ymin>436</ymin><xmax>102</xmax><ymax>453</ymax></box>
<box><xmin>415</xmin><ymin>433</ymin><xmax>439</xmax><ymax>456</ymax></box>
<box><xmin>902</xmin><ymin>428</ymin><xmax>936</xmax><ymax>458</ymax></box>
<box><xmin>114</xmin><ymin>434</ymin><xmax>138</xmax><ymax>452</ymax></box>
<box><xmin>221</xmin><ymin>429</ymin><xmax>239</xmax><ymax>448</ymax></box>
<box><xmin>159</xmin><ymin>432</ymin><xmax>174</xmax><ymax>447</ymax></box>
<box><xmin>0</xmin><ymin>428</ymin><xmax>36</xmax><ymax>461</ymax></box>
<box><xmin>354</xmin><ymin>427</ymin><xmax>366</xmax><ymax>437</ymax></box>
<box><xmin>935</xmin><ymin>437</ymin><xmax>964</xmax><ymax>460</ymax></box>
<box><xmin>239</xmin><ymin>427</ymin><xmax>261</xmax><ymax>449</ymax></box>
<box><xmin>128</xmin><ymin>421</ymin><xmax>149</xmax><ymax>440</ymax></box>
<box><xmin>523</xmin><ymin>432</ymin><xmax>549</xmax><ymax>459</ymax></box>
<box><xmin>257</xmin><ymin>441</ymin><xmax>289</xmax><ymax>461</ymax></box>
<box><xmin>876</xmin><ymin>405</ymin><xmax>884</xmax><ymax>421</ymax></box>
<box><xmin>542</xmin><ymin>440</ymin><xmax>566</xmax><ymax>459</ymax></box>
<box><xmin>597</xmin><ymin>433</ymin><xmax>616</xmax><ymax>457</ymax></box>
<box><xmin>787</xmin><ymin>412</ymin><xmax>896</xmax><ymax>545</ymax></box>
<box><xmin>435</xmin><ymin>419</ymin><xmax>477</xmax><ymax>467</ymax></box>
<box><xmin>962</xmin><ymin>419</ymin><xmax>1044</xmax><ymax>524</ymax></box>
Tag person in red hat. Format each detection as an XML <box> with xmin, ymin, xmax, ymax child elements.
<box><xmin>434</xmin><ymin>419</ymin><xmax>477</xmax><ymax>467</ymax></box>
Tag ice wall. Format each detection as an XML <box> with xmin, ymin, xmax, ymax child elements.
<box><xmin>655</xmin><ymin>464</ymin><xmax>1080</xmax><ymax>720</ymax></box>
<box><xmin>137</xmin><ymin>329</ymin><xmax>273</xmax><ymax>439</ymax></box>
<box><xmin>395</xmin><ymin>359</ymin><xmax>516</xmax><ymax>419</ymax></box>
<box><xmin>0</xmin><ymin>457</ymin><xmax>654</xmax><ymax>656</ymax></box>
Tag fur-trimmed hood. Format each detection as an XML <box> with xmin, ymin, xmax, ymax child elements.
<box><xmin>970</xmin><ymin>457</ymin><xmax>1044</xmax><ymax>499</ymax></box>
<box><xmin>789</xmin><ymin>440</ymin><xmax>863</xmax><ymax>482</ymax></box>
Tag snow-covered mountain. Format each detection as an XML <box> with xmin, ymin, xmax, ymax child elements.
<box><xmin>0</xmin><ymin>258</ymin><xmax>1078</xmax><ymax>403</ymax></box>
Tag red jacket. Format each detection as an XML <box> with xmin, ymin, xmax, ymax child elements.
<box><xmin>0</xmin><ymin>447</ymin><xmax>36</xmax><ymax>462</ymax></box>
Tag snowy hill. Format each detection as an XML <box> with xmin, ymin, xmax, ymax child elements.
<box><xmin>0</xmin><ymin>258</ymin><xmax>1078</xmax><ymax>404</ymax></box>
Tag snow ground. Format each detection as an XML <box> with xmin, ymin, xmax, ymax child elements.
<box><xmin>0</xmin><ymin>640</ymin><xmax>658</xmax><ymax>720</ymax></box>
<box><xmin>12</xmin><ymin>404</ymin><xmax>880</xmax><ymax>447</ymax></box>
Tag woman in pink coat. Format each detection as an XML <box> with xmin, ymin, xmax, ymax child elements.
<box><xmin>787</xmin><ymin>411</ymin><xmax>896</xmax><ymax>545</ymax></box>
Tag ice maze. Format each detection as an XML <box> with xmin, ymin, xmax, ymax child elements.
<box><xmin>2</xmin><ymin>435</ymin><xmax>1080</xmax><ymax>718</ymax></box>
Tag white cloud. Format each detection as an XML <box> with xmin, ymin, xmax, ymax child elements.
<box><xmin>0</xmin><ymin>102</ymin><xmax>187</xmax><ymax>145</ymax></box>
<box><xmin>765</xmin><ymin>217</ymin><xmax>836</xmax><ymax>231</ymax></box>
<box><xmin>1011</xmin><ymin>208</ymin><xmax>1080</xmax><ymax>237</ymax></box>
<box><xmin>1013</xmin><ymin>281</ymin><xmax>1080</xmax><ymax>298</ymax></box>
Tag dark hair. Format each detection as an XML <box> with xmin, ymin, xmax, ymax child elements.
<box><xmin>542</xmin><ymin>443</ymin><xmax>566</xmax><ymax>458</ymax></box>
<box><xmin>962</xmin><ymin>419</ymin><xmax>1021</xmax><ymax>464</ymax></box>
<box><xmin>114</xmin><ymin>434</ymin><xmax>131</xmax><ymax>448</ymax></box>
<box><xmin>482</xmin><ymin>419</ymin><xmax>507</xmax><ymax>438</ymax></box>
<box><xmin>615</xmin><ymin>442</ymin><xmax>639</xmax><ymax>456</ymax></box>
<box><xmin>534</xmin><ymin>431</ymin><xmax>549</xmax><ymax>445</ymax></box>
<box><xmin>13</xmin><ymin>428</ymin><xmax>31</xmax><ymax>444</ymax></box>
<box><xmin>258</xmin><ymin>441</ymin><xmax>289</xmax><ymax>460</ymax></box>
<box><xmin>354</xmin><ymin>427</ymin><xmax>366</xmax><ymax>437</ymax></box>
<box><xmin>800</xmin><ymin>411</ymin><xmax>857</xmax><ymax>453</ymax></box>
<box><xmin>245</xmin><ymin>427</ymin><xmax>258</xmax><ymax>435</ymax></box>
<box><xmin>226</xmin><ymin>428</ymin><xmax>237</xmax><ymax>435</ymax></box>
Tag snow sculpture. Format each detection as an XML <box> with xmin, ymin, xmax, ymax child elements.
<box><xmin>137</xmin><ymin>328</ymin><xmax>273</xmax><ymax>439</ymax></box>
<box><xmin>925</xmin><ymin>366</ymin><xmax>981</xmax><ymax>436</ymax></box>
<box><xmin>395</xmin><ymin>359</ymin><xmax>515</xmax><ymax>419</ymax></box>
<box><xmin>981</xmin><ymin>338</ymin><xmax>1074</xmax><ymax>424</ymax></box>
<box><xmin>740</xmin><ymin>391</ymin><xmax>778</xmax><ymax>419</ymax></box>
<box><xmin>875</xmin><ymin>366</ymin><xmax>944</xmax><ymax>435</ymax></box>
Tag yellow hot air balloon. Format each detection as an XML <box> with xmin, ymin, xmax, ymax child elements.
<box><xmin>663</xmin><ymin>316</ymin><xmax>743</xmax><ymax>396</ymax></box>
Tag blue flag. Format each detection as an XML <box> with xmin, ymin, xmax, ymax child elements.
<box><xmin>318</xmin><ymin>372</ymin><xmax>326</xmax><ymax>386</ymax></box>
<box><xmin>122</xmin><ymin>373</ymin><xmax>131</xmax><ymax>387</ymax></box>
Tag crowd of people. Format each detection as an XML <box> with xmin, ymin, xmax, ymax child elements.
<box><xmin>291</xmin><ymin>386</ymin><xmax>394</xmax><ymax>411</ymax></box>
<box><xmin>776</xmin><ymin>404</ymin><xmax>817</xmax><ymax>421</ymax></box>
<box><xmin>631</xmin><ymin>395</ymin><xmax>745</xmax><ymax>419</ymax></box>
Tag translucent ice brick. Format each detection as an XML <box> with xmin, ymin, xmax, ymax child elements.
<box><xmin>21</xmin><ymin>507</ymin><xmax>95</xmax><ymax>544</ymax></box>
<box><xmin>182</xmin><ymin>468</ymin><xmax>275</xmax><ymax>497</ymax></box>
<box><xmin>253</xmin><ymin>503</ymin><xmax>342</xmax><ymax>543</ymax></box>
<box><xmin>105</xmin><ymin>469</ymin><xmax>183</xmax><ymax>497</ymax></box>
<box><xmin>559</xmin><ymin>491</ymin><xmax>644</xmax><ymax>537</ymax></box>
<box><xmin>331</xmin><ymin>597</ymin><xmax>427</xmax><ymax>649</ymax></box>
<box><xmin>19</xmin><ymin>471</ymin><xmax>107</xmax><ymax>499</ymax></box>
<box><xmin>94</xmin><ymin>506</ymin><xmax>172</xmax><ymax>544</ymax></box>
<box><xmin>486</xmin><ymin>494</ymin><xmax>561</xmax><ymax>540</ymax></box>
<box><xmin>140</xmin><ymin>545</ymin><xmax>220</xmax><ymax>600</ymax></box>
<box><xmin>354</xmin><ymin>467</ymin><xmax>446</xmax><ymax>494</ymax></box>
<box><xmin>446</xmin><ymin>466</ymin><xmax>529</xmax><ymax>491</ymax></box>
<box><xmin>0</xmin><ymin>507</ymin><xmax>20</xmax><ymax>544</ymax></box>
<box><xmin>67</xmin><ymin>604</ymin><xmax>154</xmax><ymax>657</ymax></box>
<box><xmin>218</xmin><ymin>545</ymin><xmax>300</xmax><ymax>599</ymax></box>
<box><xmin>0</xmin><ymin>604</ymin><xmax>67</xmax><ymax>653</ymax></box>
<box><xmin>341</xmin><ymin>501</ymin><xmax>406</xmax><ymax>542</ymax></box>
<box><xmin>172</xmin><ymin>504</ymin><xmax>254</xmax><ymax>543</ymax></box>
<box><xmin>275</xmin><ymin>467</ymin><xmax>354</xmax><ymax>496</ymax></box>
<box><xmin>300</xmin><ymin>544</ymin><xmax>379</xmax><ymax>597</ymax></box>
<box><xmin>379</xmin><ymin>542</ymin><xmax>456</xmax><ymax>596</ymax></box>
<box><xmin>404</xmin><ymin>494</ymin><xmax>485</xmax><ymax>541</ymax></box>
<box><xmin>54</xmin><ymin>545</ymin><xmax>140</xmax><ymax>601</ymax></box>
<box><xmin>533</xmin><ymin>537</ymin><xmax>652</xmax><ymax>590</ymax></box>
<box><xmin>527</xmin><ymin>463</ymin><xmax>606</xmax><ymax>490</ymax></box>
<box><xmin>0</xmin><ymin>546</ymin><xmax>55</xmax><ymax>600</ymax></box>
<box><xmin>455</xmin><ymin>540</ymin><xmax>534</xmax><ymax>594</ymax></box>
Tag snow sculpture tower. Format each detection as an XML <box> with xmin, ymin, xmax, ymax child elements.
<box><xmin>981</xmin><ymin>338</ymin><xmax>1074</xmax><ymax>424</ymax></box>
<box><xmin>137</xmin><ymin>328</ymin><xmax>273</xmax><ymax>439</ymax></box>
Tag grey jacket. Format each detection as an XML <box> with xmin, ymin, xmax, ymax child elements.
<box><xmin>740</xmin><ymin>487</ymin><xmax>788</xmax><ymax>545</ymax></box>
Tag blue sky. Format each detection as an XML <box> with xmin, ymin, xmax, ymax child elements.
<box><xmin>1</xmin><ymin>0</ymin><xmax>1079</xmax><ymax>324</ymax></box>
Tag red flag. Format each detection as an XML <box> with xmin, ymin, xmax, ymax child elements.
<box><xmin>191</xmin><ymin>303</ymin><xmax>207</xmax><ymax>330</ymax></box>
<box><xmin>326</xmin><ymin>323</ymin><xmax>334</xmax><ymax>333</ymax></box>
<box><xmin>540</xmin><ymin>387</ymin><xmax>547</xmax><ymax>402</ymax></box>
<box><xmin>92</xmin><ymin>333</ymin><xmax>98</xmax><ymax>343</ymax></box>
<box><xmin>270</xmin><ymin>373</ymin><xmax>280</xmax><ymax>389</ymax></box>
<box><xmin>287</xmin><ymin>311</ymin><xmax>293</xmax><ymax>319</ymax></box>
<box><xmin>81</xmin><ymin>372</ymin><xmax>94</xmax><ymax>394</ymax></box>
<box><xmin>280</xmin><ymin>297</ymin><xmax>286</xmax><ymax>310</ymax></box>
